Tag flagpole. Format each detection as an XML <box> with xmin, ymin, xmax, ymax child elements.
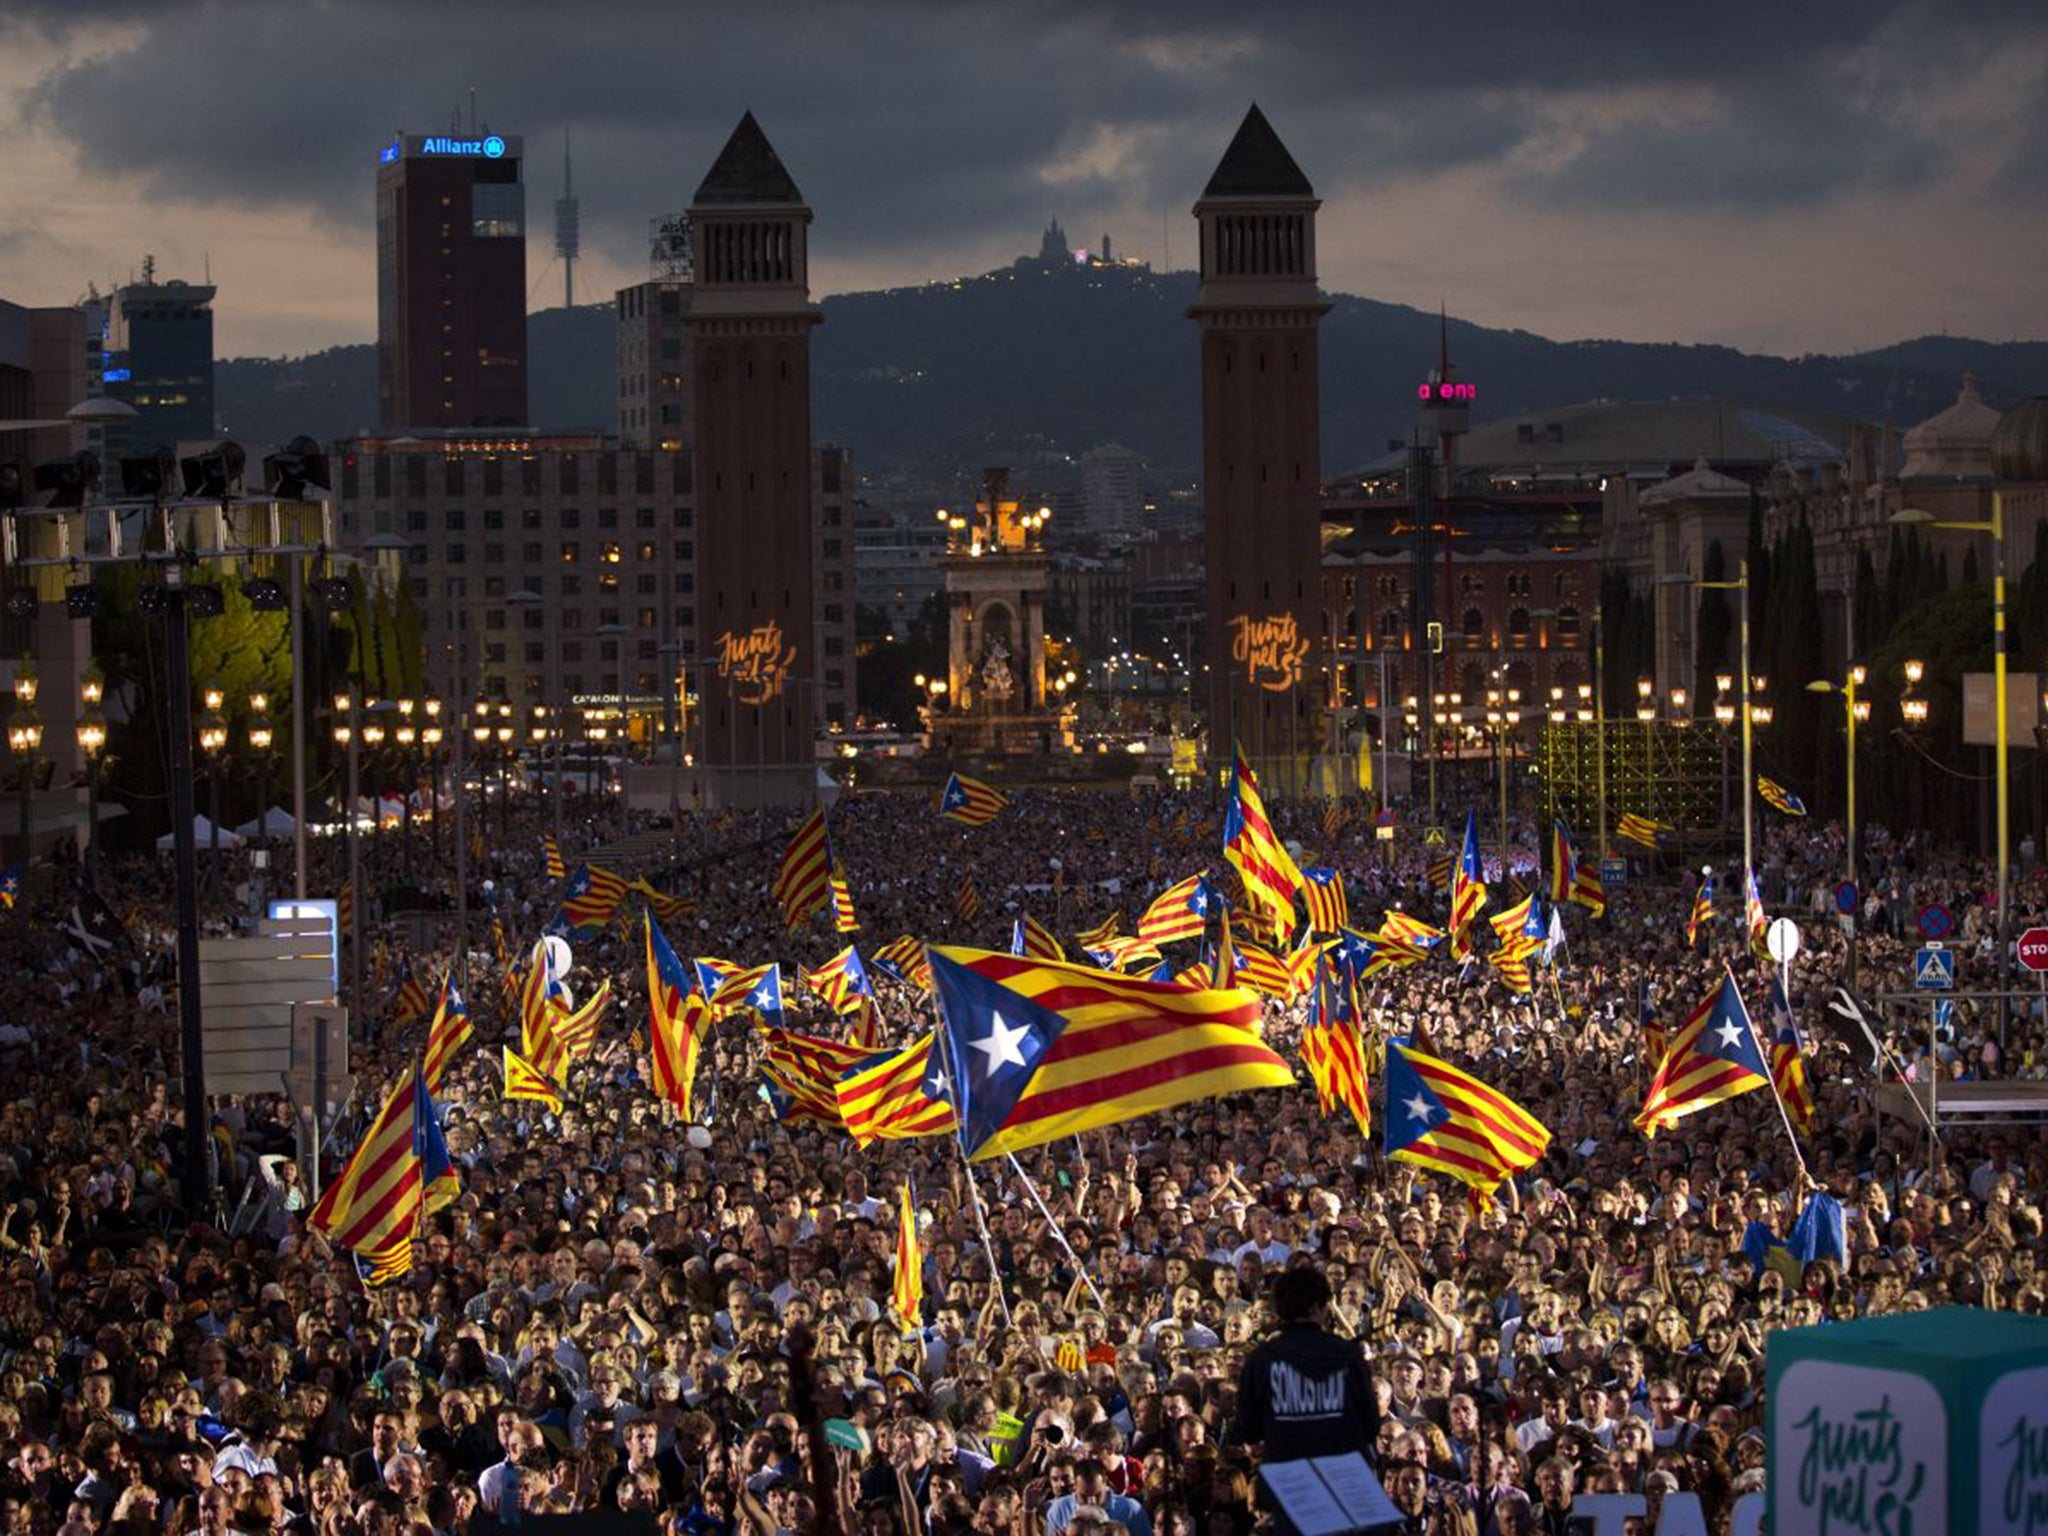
<box><xmin>931</xmin><ymin>981</ymin><xmax>1012</xmax><ymax>1328</ymax></box>
<box><xmin>1734</xmin><ymin>963</ymin><xmax>1814</xmax><ymax>1186</ymax></box>
<box><xmin>1004</xmin><ymin>1151</ymin><xmax>1108</xmax><ymax>1310</ymax></box>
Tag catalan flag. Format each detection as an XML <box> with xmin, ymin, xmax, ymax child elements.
<box><xmin>554</xmin><ymin>864</ymin><xmax>629</xmax><ymax>938</ymax></box>
<box><xmin>1285</xmin><ymin>936</ymin><xmax>1327</xmax><ymax>998</ymax></box>
<box><xmin>1547</xmin><ymin>821</ymin><xmax>1579</xmax><ymax>906</ymax></box>
<box><xmin>1616</xmin><ymin>813</ymin><xmax>1675</xmax><ymax>850</ymax></box>
<box><xmin>760</xmin><ymin>1025</ymin><xmax>871</xmax><ymax>1124</ymax></box>
<box><xmin>873</xmin><ymin>934</ymin><xmax>933</xmax><ymax>991</ymax></box>
<box><xmin>1300</xmin><ymin>867</ymin><xmax>1349</xmax><ymax>936</ymax></box>
<box><xmin>420</xmin><ymin>977</ymin><xmax>471</xmax><ymax>1094</ymax></box>
<box><xmin>502</xmin><ymin>1046</ymin><xmax>565</xmax><ymax>1112</ymax></box>
<box><xmin>646</xmin><ymin>917</ymin><xmax>708</xmax><ymax>1118</ymax></box>
<box><xmin>1769</xmin><ymin>972</ymin><xmax>1815</xmax><ymax>1135</ymax></box>
<box><xmin>1758</xmin><ymin>776</ymin><xmax>1808</xmax><ymax>817</ymax></box>
<box><xmin>354</xmin><ymin>1240</ymin><xmax>413</xmax><ymax>1288</ymax></box>
<box><xmin>835</xmin><ymin>1032</ymin><xmax>957</xmax><ymax>1147</ymax></box>
<box><xmin>1688</xmin><ymin>870</ymin><xmax>1716</xmax><ymax>949</ymax></box>
<box><xmin>802</xmin><ymin>945</ymin><xmax>876</xmax><ymax>1015</ymax></box>
<box><xmin>848</xmin><ymin>994</ymin><xmax>884</xmax><ymax>1050</ymax></box>
<box><xmin>1384</xmin><ymin>1040</ymin><xmax>1551</xmax><ymax>1208</ymax></box>
<box><xmin>522</xmin><ymin>946</ymin><xmax>611</xmax><ymax>1084</ymax></box>
<box><xmin>1449</xmin><ymin>810</ymin><xmax>1487</xmax><ymax>936</ymax></box>
<box><xmin>1212</xmin><ymin>905</ymin><xmax>1238</xmax><ymax>990</ymax></box>
<box><xmin>830</xmin><ymin>865</ymin><xmax>860</xmax><ymax>933</ymax></box>
<box><xmin>1635</xmin><ymin>970</ymin><xmax>1772</xmax><ymax>1138</ymax></box>
<box><xmin>1223</xmin><ymin>745</ymin><xmax>1304</xmax><ymax>940</ymax></box>
<box><xmin>892</xmin><ymin>1181</ymin><xmax>924</xmax><ymax>1334</ymax></box>
<box><xmin>308</xmin><ymin>1070</ymin><xmax>423</xmax><ymax>1256</ymax></box>
<box><xmin>415</xmin><ymin>1067</ymin><xmax>460</xmax><ymax>1216</ymax></box>
<box><xmin>939</xmin><ymin>772</ymin><xmax>1009</xmax><ymax>827</ymax></box>
<box><xmin>392</xmin><ymin>960</ymin><xmax>435</xmax><ymax>1029</ymax></box>
<box><xmin>954</xmin><ymin>871</ymin><xmax>982</xmax><ymax>922</ymax></box>
<box><xmin>1378</xmin><ymin>910</ymin><xmax>1446</xmax><ymax>953</ymax></box>
<box><xmin>1304</xmin><ymin>956</ymin><xmax>1372</xmax><ymax>1138</ymax></box>
<box><xmin>1570</xmin><ymin>857</ymin><xmax>1607</xmax><ymax>918</ymax></box>
<box><xmin>773</xmin><ymin>806</ymin><xmax>832</xmax><ymax>928</ymax></box>
<box><xmin>1321</xmin><ymin>799</ymin><xmax>1348</xmax><ymax>846</ymax></box>
<box><xmin>630</xmin><ymin>877</ymin><xmax>695</xmax><ymax>925</ymax></box>
<box><xmin>1425</xmin><ymin>851</ymin><xmax>1456</xmax><ymax>891</ymax></box>
<box><xmin>1074</xmin><ymin>913</ymin><xmax>1122</xmax><ymax>951</ymax></box>
<box><xmin>543</xmin><ymin>833</ymin><xmax>567</xmax><ymax>881</ymax></box>
<box><xmin>1138</xmin><ymin>873</ymin><xmax>1217</xmax><ymax>947</ymax></box>
<box><xmin>1745</xmin><ymin>867</ymin><xmax>1770</xmax><ymax>959</ymax></box>
<box><xmin>1011</xmin><ymin>913</ymin><xmax>1063</xmax><ymax>962</ymax></box>
<box><xmin>930</xmin><ymin>946</ymin><xmax>1292</xmax><ymax>1160</ymax></box>
<box><xmin>1086</xmin><ymin>934</ymin><xmax>1166</xmax><ymax>975</ymax></box>
<box><xmin>1333</xmin><ymin>927</ymin><xmax>1426</xmax><ymax>982</ymax></box>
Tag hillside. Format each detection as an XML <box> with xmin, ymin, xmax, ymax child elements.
<box><xmin>215</xmin><ymin>260</ymin><xmax>2047</xmax><ymax>492</ymax></box>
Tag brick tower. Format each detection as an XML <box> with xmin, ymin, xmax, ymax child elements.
<box><xmin>687</xmin><ymin>112</ymin><xmax>821</xmax><ymax>800</ymax></box>
<box><xmin>1191</xmin><ymin>105</ymin><xmax>1328</xmax><ymax>795</ymax></box>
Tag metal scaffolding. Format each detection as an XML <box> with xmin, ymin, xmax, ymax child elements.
<box><xmin>1539</xmin><ymin>720</ymin><xmax>1723</xmax><ymax>847</ymax></box>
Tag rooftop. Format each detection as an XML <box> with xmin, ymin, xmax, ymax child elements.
<box><xmin>1200</xmin><ymin>104</ymin><xmax>1314</xmax><ymax>200</ymax></box>
<box><xmin>692</xmin><ymin>111</ymin><xmax>805</xmax><ymax>207</ymax></box>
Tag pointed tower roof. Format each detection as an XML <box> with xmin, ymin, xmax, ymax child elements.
<box><xmin>693</xmin><ymin>111</ymin><xmax>804</xmax><ymax>206</ymax></box>
<box><xmin>1201</xmin><ymin>105</ymin><xmax>1313</xmax><ymax>199</ymax></box>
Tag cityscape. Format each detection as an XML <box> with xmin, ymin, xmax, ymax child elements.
<box><xmin>1</xmin><ymin>5</ymin><xmax>2047</xmax><ymax>1533</ymax></box>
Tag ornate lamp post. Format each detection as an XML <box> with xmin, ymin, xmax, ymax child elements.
<box><xmin>77</xmin><ymin>666</ymin><xmax>108</xmax><ymax>891</ymax></box>
<box><xmin>246</xmin><ymin>690</ymin><xmax>274</xmax><ymax>850</ymax></box>
<box><xmin>9</xmin><ymin>657</ymin><xmax>42</xmax><ymax>928</ymax></box>
<box><xmin>421</xmin><ymin>698</ymin><xmax>444</xmax><ymax>868</ymax></box>
<box><xmin>198</xmin><ymin>683</ymin><xmax>229</xmax><ymax>905</ymax></box>
<box><xmin>393</xmin><ymin>698</ymin><xmax>418</xmax><ymax>886</ymax></box>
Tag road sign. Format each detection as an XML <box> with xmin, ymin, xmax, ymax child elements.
<box><xmin>1601</xmin><ymin>857</ymin><xmax>1628</xmax><ymax>888</ymax></box>
<box><xmin>1914</xmin><ymin>944</ymin><xmax>1955</xmax><ymax>990</ymax></box>
<box><xmin>1835</xmin><ymin>881</ymin><xmax>1859</xmax><ymax>915</ymax></box>
<box><xmin>1766</xmin><ymin>917</ymin><xmax>1801</xmax><ymax>965</ymax></box>
<box><xmin>1918</xmin><ymin>904</ymin><xmax>1953</xmax><ymax>941</ymax></box>
<box><xmin>2020</xmin><ymin>927</ymin><xmax>2048</xmax><ymax>973</ymax></box>
<box><xmin>1423</xmin><ymin>825</ymin><xmax>1446</xmax><ymax>847</ymax></box>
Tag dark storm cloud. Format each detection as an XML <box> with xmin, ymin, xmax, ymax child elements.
<box><xmin>13</xmin><ymin>0</ymin><xmax>2048</xmax><ymax>282</ymax></box>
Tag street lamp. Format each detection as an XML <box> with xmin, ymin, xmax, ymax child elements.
<box><xmin>8</xmin><ymin>658</ymin><xmax>42</xmax><ymax>927</ymax></box>
<box><xmin>420</xmin><ymin>699</ymin><xmax>444</xmax><ymax>867</ymax></box>
<box><xmin>198</xmin><ymin>689</ymin><xmax>230</xmax><ymax>904</ymax></box>
<box><xmin>1894</xmin><ymin>503</ymin><xmax>2010</xmax><ymax>1019</ymax></box>
<box><xmin>1901</xmin><ymin>659</ymin><xmax>1930</xmax><ymax>729</ymax></box>
<box><xmin>76</xmin><ymin>669</ymin><xmax>108</xmax><ymax>890</ymax></box>
<box><xmin>332</xmin><ymin>689</ymin><xmax>365</xmax><ymax>1013</ymax></box>
<box><xmin>1665</xmin><ymin>564</ymin><xmax>1758</xmax><ymax>872</ymax></box>
<box><xmin>1808</xmin><ymin>663</ymin><xmax>1868</xmax><ymax>981</ymax></box>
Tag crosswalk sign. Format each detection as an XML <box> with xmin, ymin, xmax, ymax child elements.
<box><xmin>1914</xmin><ymin>944</ymin><xmax>1955</xmax><ymax>991</ymax></box>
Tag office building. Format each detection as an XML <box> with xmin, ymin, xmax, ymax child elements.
<box><xmin>1080</xmin><ymin>443</ymin><xmax>1144</xmax><ymax>536</ymax></box>
<box><xmin>376</xmin><ymin>129</ymin><xmax>527</xmax><ymax>429</ymax></box>
<box><xmin>95</xmin><ymin>261</ymin><xmax>215</xmax><ymax>456</ymax></box>
<box><xmin>616</xmin><ymin>278</ymin><xmax>692</xmax><ymax>449</ymax></box>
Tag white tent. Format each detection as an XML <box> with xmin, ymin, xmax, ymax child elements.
<box><xmin>233</xmin><ymin>806</ymin><xmax>298</xmax><ymax>839</ymax></box>
<box><xmin>156</xmin><ymin>814</ymin><xmax>245</xmax><ymax>851</ymax></box>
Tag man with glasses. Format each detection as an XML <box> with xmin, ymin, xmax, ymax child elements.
<box><xmin>1644</xmin><ymin>1379</ymin><xmax>1698</xmax><ymax>1452</ymax></box>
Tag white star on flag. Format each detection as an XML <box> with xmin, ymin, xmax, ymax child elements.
<box><xmin>972</xmin><ymin>1011</ymin><xmax>1031</xmax><ymax>1076</ymax></box>
<box><xmin>1404</xmin><ymin>1093</ymin><xmax>1435</xmax><ymax>1123</ymax></box>
<box><xmin>1715</xmin><ymin>1018</ymin><xmax>1745</xmax><ymax>1052</ymax></box>
<box><xmin>924</xmin><ymin>1064</ymin><xmax>950</xmax><ymax>1100</ymax></box>
<box><xmin>753</xmin><ymin>983</ymin><xmax>777</xmax><ymax>1009</ymax></box>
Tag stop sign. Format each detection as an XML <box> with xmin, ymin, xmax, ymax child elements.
<box><xmin>2020</xmin><ymin>927</ymin><xmax>2048</xmax><ymax>973</ymax></box>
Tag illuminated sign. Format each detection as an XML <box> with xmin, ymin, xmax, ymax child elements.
<box><xmin>1229</xmin><ymin>612</ymin><xmax>1309</xmax><ymax>693</ymax></box>
<box><xmin>1417</xmin><ymin>380</ymin><xmax>1477</xmax><ymax>402</ymax></box>
<box><xmin>384</xmin><ymin>135</ymin><xmax>508</xmax><ymax>163</ymax></box>
<box><xmin>714</xmin><ymin>622</ymin><xmax>797</xmax><ymax>705</ymax></box>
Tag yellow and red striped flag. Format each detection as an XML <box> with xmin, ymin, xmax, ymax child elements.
<box><xmin>873</xmin><ymin>934</ymin><xmax>933</xmax><ymax>991</ymax></box>
<box><xmin>802</xmin><ymin>945</ymin><xmax>876</xmax><ymax>1015</ymax></box>
<box><xmin>420</xmin><ymin>977</ymin><xmax>471</xmax><ymax>1094</ymax></box>
<box><xmin>1768</xmin><ymin>972</ymin><xmax>1814</xmax><ymax>1136</ymax></box>
<box><xmin>1300</xmin><ymin>868</ymin><xmax>1349</xmax><ymax>935</ymax></box>
<box><xmin>892</xmin><ymin>1181</ymin><xmax>924</xmax><ymax>1333</ymax></box>
<box><xmin>836</xmin><ymin>1032</ymin><xmax>957</xmax><ymax>1147</ymax></box>
<box><xmin>543</xmin><ymin>833</ymin><xmax>567</xmax><ymax>881</ymax></box>
<box><xmin>1074</xmin><ymin>913</ymin><xmax>1121</xmax><ymax>951</ymax></box>
<box><xmin>1384</xmin><ymin>1040</ymin><xmax>1550</xmax><ymax>1207</ymax></box>
<box><xmin>646</xmin><ymin>916</ymin><xmax>707</xmax><ymax>1119</ymax></box>
<box><xmin>1138</xmin><ymin>873</ymin><xmax>1216</xmax><ymax>947</ymax></box>
<box><xmin>1636</xmin><ymin>970</ymin><xmax>1772</xmax><ymax>1139</ymax></box>
<box><xmin>1304</xmin><ymin>957</ymin><xmax>1371</xmax><ymax>1137</ymax></box>
<box><xmin>308</xmin><ymin>1071</ymin><xmax>422</xmax><ymax>1256</ymax></box>
<box><xmin>1011</xmin><ymin>913</ymin><xmax>1063</xmax><ymax>962</ymax></box>
<box><xmin>830</xmin><ymin>864</ymin><xmax>860</xmax><ymax>933</ymax></box>
<box><xmin>1228</xmin><ymin>937</ymin><xmax>1294</xmax><ymax>1000</ymax></box>
<box><xmin>1449</xmin><ymin>810</ymin><xmax>1487</xmax><ymax>936</ymax></box>
<box><xmin>954</xmin><ymin>871</ymin><xmax>982</xmax><ymax>922</ymax></box>
<box><xmin>502</xmin><ymin>1046</ymin><xmax>565</xmax><ymax>1112</ymax></box>
<box><xmin>1223</xmin><ymin>746</ymin><xmax>1303</xmax><ymax>939</ymax></box>
<box><xmin>555</xmin><ymin>864</ymin><xmax>629</xmax><ymax>937</ymax></box>
<box><xmin>772</xmin><ymin>806</ymin><xmax>832</xmax><ymax>928</ymax></box>
<box><xmin>929</xmin><ymin>946</ymin><xmax>1291</xmax><ymax>1160</ymax></box>
<box><xmin>392</xmin><ymin>961</ymin><xmax>435</xmax><ymax>1029</ymax></box>
<box><xmin>938</xmin><ymin>772</ymin><xmax>1009</xmax><ymax>827</ymax></box>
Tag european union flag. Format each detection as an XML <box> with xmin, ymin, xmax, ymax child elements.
<box><xmin>930</xmin><ymin>950</ymin><xmax>1067</xmax><ymax>1155</ymax></box>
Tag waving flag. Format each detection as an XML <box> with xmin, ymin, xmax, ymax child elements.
<box><xmin>630</xmin><ymin>877</ymin><xmax>695</xmax><ymax>924</ymax></box>
<box><xmin>1074</xmin><ymin>913</ymin><xmax>1122</xmax><ymax>951</ymax></box>
<box><xmin>392</xmin><ymin>961</ymin><xmax>435</xmax><ymax>1029</ymax></box>
<box><xmin>939</xmin><ymin>772</ymin><xmax>1009</xmax><ymax>827</ymax></box>
<box><xmin>803</xmin><ymin>945</ymin><xmax>876</xmax><ymax>1015</ymax></box>
<box><xmin>1086</xmin><ymin>934</ymin><xmax>1166</xmax><ymax>974</ymax></box>
<box><xmin>1769</xmin><ymin>972</ymin><xmax>1815</xmax><ymax>1134</ymax></box>
<box><xmin>836</xmin><ymin>1033</ymin><xmax>958</xmax><ymax>1146</ymax></box>
<box><xmin>1304</xmin><ymin>956</ymin><xmax>1372</xmax><ymax>1137</ymax></box>
<box><xmin>1547</xmin><ymin>821</ymin><xmax>1580</xmax><ymax>906</ymax></box>
<box><xmin>646</xmin><ymin>916</ymin><xmax>708</xmax><ymax>1118</ymax></box>
<box><xmin>892</xmin><ymin>1182</ymin><xmax>925</xmax><ymax>1333</ymax></box>
<box><xmin>954</xmin><ymin>871</ymin><xmax>982</xmax><ymax>922</ymax></box>
<box><xmin>354</xmin><ymin>1240</ymin><xmax>413</xmax><ymax>1288</ymax></box>
<box><xmin>930</xmin><ymin>945</ymin><xmax>1292</xmax><ymax>1160</ymax></box>
<box><xmin>1616</xmin><ymin>813</ymin><xmax>1675</xmax><ymax>850</ymax></box>
<box><xmin>1012</xmin><ymin>913</ymin><xmax>1063</xmax><ymax>962</ymax></box>
<box><xmin>1139</xmin><ymin>873</ymin><xmax>1217</xmax><ymax>947</ymax></box>
<box><xmin>525</xmin><ymin>976</ymin><xmax>611</xmax><ymax>1084</ymax></box>
<box><xmin>0</xmin><ymin>863</ymin><xmax>19</xmax><ymax>910</ymax></box>
<box><xmin>1334</xmin><ymin>927</ymin><xmax>1425</xmax><ymax>982</ymax></box>
<box><xmin>1744</xmin><ymin>867</ymin><xmax>1770</xmax><ymax>958</ymax></box>
<box><xmin>543</xmin><ymin>834</ymin><xmax>567</xmax><ymax>881</ymax></box>
<box><xmin>309</xmin><ymin>1069</ymin><xmax>424</xmax><ymax>1256</ymax></box>
<box><xmin>1570</xmin><ymin>857</ymin><xmax>1607</xmax><ymax>918</ymax></box>
<box><xmin>1758</xmin><ymin>776</ymin><xmax>1808</xmax><ymax>817</ymax></box>
<box><xmin>1487</xmin><ymin>896</ymin><xmax>1544</xmax><ymax>994</ymax></box>
<box><xmin>874</xmin><ymin>934</ymin><xmax>933</xmax><ymax>991</ymax></box>
<box><xmin>760</xmin><ymin>1025</ymin><xmax>871</xmax><ymax>1124</ymax></box>
<box><xmin>1688</xmin><ymin>870</ymin><xmax>1716</xmax><ymax>949</ymax></box>
<box><xmin>555</xmin><ymin>864</ymin><xmax>629</xmax><ymax>938</ymax></box>
<box><xmin>1449</xmin><ymin>810</ymin><xmax>1488</xmax><ymax>937</ymax></box>
<box><xmin>830</xmin><ymin>865</ymin><xmax>860</xmax><ymax>933</ymax></box>
<box><xmin>1300</xmin><ymin>868</ymin><xmax>1349</xmax><ymax>935</ymax></box>
<box><xmin>1212</xmin><ymin>905</ymin><xmax>1238</xmax><ymax>990</ymax></box>
<box><xmin>415</xmin><ymin>1069</ymin><xmax>460</xmax><ymax>1215</ymax></box>
<box><xmin>502</xmin><ymin>1046</ymin><xmax>565</xmax><ymax>1112</ymax></box>
<box><xmin>1425</xmin><ymin>852</ymin><xmax>1456</xmax><ymax>891</ymax></box>
<box><xmin>1223</xmin><ymin>745</ymin><xmax>1304</xmax><ymax>939</ymax></box>
<box><xmin>420</xmin><ymin>977</ymin><xmax>471</xmax><ymax>1094</ymax></box>
<box><xmin>773</xmin><ymin>806</ymin><xmax>832</xmax><ymax>928</ymax></box>
<box><xmin>1384</xmin><ymin>1040</ymin><xmax>1551</xmax><ymax>1207</ymax></box>
<box><xmin>1636</xmin><ymin>970</ymin><xmax>1772</xmax><ymax>1138</ymax></box>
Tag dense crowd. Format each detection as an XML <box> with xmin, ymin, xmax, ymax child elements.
<box><xmin>1</xmin><ymin>777</ymin><xmax>2044</xmax><ymax>1536</ymax></box>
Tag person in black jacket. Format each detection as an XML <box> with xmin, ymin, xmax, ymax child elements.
<box><xmin>1228</xmin><ymin>1267</ymin><xmax>1380</xmax><ymax>1467</ymax></box>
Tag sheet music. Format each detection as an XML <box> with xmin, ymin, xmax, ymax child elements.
<box><xmin>1309</xmin><ymin>1455</ymin><xmax>1403</xmax><ymax>1530</ymax></box>
<box><xmin>1259</xmin><ymin>1461</ymin><xmax>1355</xmax><ymax>1536</ymax></box>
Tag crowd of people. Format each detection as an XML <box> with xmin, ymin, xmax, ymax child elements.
<box><xmin>1</xmin><ymin>774</ymin><xmax>2044</xmax><ymax>1536</ymax></box>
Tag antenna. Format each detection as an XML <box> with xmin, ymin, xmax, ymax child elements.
<box><xmin>468</xmin><ymin>85</ymin><xmax>478</xmax><ymax>134</ymax></box>
<box><xmin>555</xmin><ymin>128</ymin><xmax>581</xmax><ymax>309</ymax></box>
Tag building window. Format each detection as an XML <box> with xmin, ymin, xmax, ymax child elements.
<box><xmin>1462</xmin><ymin>607</ymin><xmax>1484</xmax><ymax>640</ymax></box>
<box><xmin>1557</xmin><ymin>606</ymin><xmax>1581</xmax><ymax>639</ymax></box>
<box><xmin>560</xmin><ymin>543</ymin><xmax>579</xmax><ymax>564</ymax></box>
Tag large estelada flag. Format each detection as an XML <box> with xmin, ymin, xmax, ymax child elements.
<box><xmin>1384</xmin><ymin>1040</ymin><xmax>1550</xmax><ymax>1207</ymax></box>
<box><xmin>420</xmin><ymin>976</ymin><xmax>471</xmax><ymax>1093</ymax></box>
<box><xmin>836</xmin><ymin>1032</ymin><xmax>957</xmax><ymax>1147</ymax></box>
<box><xmin>309</xmin><ymin>1067</ymin><xmax>425</xmax><ymax>1255</ymax></box>
<box><xmin>1636</xmin><ymin>969</ymin><xmax>1771</xmax><ymax>1138</ymax></box>
<box><xmin>938</xmin><ymin>772</ymin><xmax>1009</xmax><ymax>826</ymax></box>
<box><xmin>1223</xmin><ymin>746</ymin><xmax>1303</xmax><ymax>939</ymax></box>
<box><xmin>646</xmin><ymin>915</ymin><xmax>708</xmax><ymax>1118</ymax></box>
<box><xmin>930</xmin><ymin>945</ymin><xmax>1292</xmax><ymax>1160</ymax></box>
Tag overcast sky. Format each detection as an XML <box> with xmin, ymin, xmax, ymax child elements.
<box><xmin>3</xmin><ymin>1</ymin><xmax>2046</xmax><ymax>360</ymax></box>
